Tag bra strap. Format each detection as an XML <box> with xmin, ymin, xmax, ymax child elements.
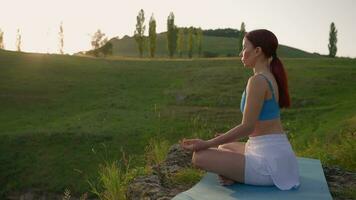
<box><xmin>257</xmin><ymin>74</ymin><xmax>276</xmax><ymax>99</ymax></box>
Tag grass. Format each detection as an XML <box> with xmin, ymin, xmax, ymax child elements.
<box><xmin>168</xmin><ymin>168</ymin><xmax>205</xmax><ymax>187</ymax></box>
<box><xmin>0</xmin><ymin>49</ymin><xmax>355</xmax><ymax>197</ymax></box>
<box><xmin>88</xmin><ymin>137</ymin><xmax>170</xmax><ymax>200</ymax></box>
<box><xmin>144</xmin><ymin>138</ymin><xmax>171</xmax><ymax>167</ymax></box>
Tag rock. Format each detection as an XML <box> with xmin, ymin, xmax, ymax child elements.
<box><xmin>126</xmin><ymin>144</ymin><xmax>193</xmax><ymax>200</ymax></box>
<box><xmin>155</xmin><ymin>144</ymin><xmax>193</xmax><ymax>182</ymax></box>
<box><xmin>126</xmin><ymin>175</ymin><xmax>172</xmax><ymax>200</ymax></box>
<box><xmin>323</xmin><ymin>165</ymin><xmax>356</xmax><ymax>200</ymax></box>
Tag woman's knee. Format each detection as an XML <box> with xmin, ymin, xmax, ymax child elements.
<box><xmin>192</xmin><ymin>150</ymin><xmax>206</xmax><ymax>169</ymax></box>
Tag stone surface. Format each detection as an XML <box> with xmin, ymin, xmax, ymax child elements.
<box><xmin>323</xmin><ymin>165</ymin><xmax>356</xmax><ymax>200</ymax></box>
<box><xmin>126</xmin><ymin>144</ymin><xmax>193</xmax><ymax>200</ymax></box>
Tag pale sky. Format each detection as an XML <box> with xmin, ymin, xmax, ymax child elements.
<box><xmin>0</xmin><ymin>0</ymin><xmax>355</xmax><ymax>57</ymax></box>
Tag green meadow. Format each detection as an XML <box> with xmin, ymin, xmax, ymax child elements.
<box><xmin>0</xmin><ymin>49</ymin><xmax>355</xmax><ymax>196</ymax></box>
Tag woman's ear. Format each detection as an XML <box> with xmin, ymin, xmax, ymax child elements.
<box><xmin>254</xmin><ymin>47</ymin><xmax>262</xmax><ymax>56</ymax></box>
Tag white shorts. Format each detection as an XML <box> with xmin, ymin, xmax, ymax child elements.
<box><xmin>244</xmin><ymin>133</ymin><xmax>300</xmax><ymax>190</ymax></box>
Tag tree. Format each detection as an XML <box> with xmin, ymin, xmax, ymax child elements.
<box><xmin>237</xmin><ymin>22</ymin><xmax>246</xmax><ymax>55</ymax></box>
<box><xmin>100</xmin><ymin>37</ymin><xmax>108</xmax><ymax>47</ymax></box>
<box><xmin>328</xmin><ymin>22</ymin><xmax>337</xmax><ymax>57</ymax></box>
<box><xmin>86</xmin><ymin>41</ymin><xmax>113</xmax><ymax>57</ymax></box>
<box><xmin>177</xmin><ymin>28</ymin><xmax>185</xmax><ymax>57</ymax></box>
<box><xmin>16</xmin><ymin>29</ymin><xmax>21</xmax><ymax>52</ymax></box>
<box><xmin>134</xmin><ymin>9</ymin><xmax>146</xmax><ymax>57</ymax></box>
<box><xmin>167</xmin><ymin>12</ymin><xmax>177</xmax><ymax>58</ymax></box>
<box><xmin>100</xmin><ymin>42</ymin><xmax>113</xmax><ymax>56</ymax></box>
<box><xmin>0</xmin><ymin>29</ymin><xmax>4</xmax><ymax>49</ymax></box>
<box><xmin>148</xmin><ymin>14</ymin><xmax>156</xmax><ymax>58</ymax></box>
<box><xmin>196</xmin><ymin>28</ymin><xmax>203</xmax><ymax>57</ymax></box>
<box><xmin>59</xmin><ymin>22</ymin><xmax>64</xmax><ymax>54</ymax></box>
<box><xmin>188</xmin><ymin>27</ymin><xmax>194</xmax><ymax>58</ymax></box>
<box><xmin>91</xmin><ymin>29</ymin><xmax>107</xmax><ymax>57</ymax></box>
<box><xmin>91</xmin><ymin>29</ymin><xmax>107</xmax><ymax>49</ymax></box>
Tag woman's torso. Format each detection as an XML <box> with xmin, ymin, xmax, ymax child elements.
<box><xmin>244</xmin><ymin>73</ymin><xmax>284</xmax><ymax>137</ymax></box>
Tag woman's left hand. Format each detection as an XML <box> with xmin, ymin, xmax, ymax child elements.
<box><xmin>179</xmin><ymin>138</ymin><xmax>210</xmax><ymax>151</ymax></box>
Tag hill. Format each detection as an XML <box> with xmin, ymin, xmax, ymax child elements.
<box><xmin>103</xmin><ymin>28</ymin><xmax>321</xmax><ymax>58</ymax></box>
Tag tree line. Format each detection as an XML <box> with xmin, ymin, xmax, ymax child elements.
<box><xmin>133</xmin><ymin>9</ymin><xmax>204</xmax><ymax>58</ymax></box>
<box><xmin>0</xmin><ymin>20</ymin><xmax>339</xmax><ymax>58</ymax></box>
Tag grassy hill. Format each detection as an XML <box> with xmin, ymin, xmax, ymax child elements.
<box><xmin>106</xmin><ymin>32</ymin><xmax>321</xmax><ymax>58</ymax></box>
<box><xmin>0</xmin><ymin>49</ymin><xmax>354</xmax><ymax>197</ymax></box>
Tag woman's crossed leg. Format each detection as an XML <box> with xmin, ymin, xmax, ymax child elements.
<box><xmin>192</xmin><ymin>142</ymin><xmax>246</xmax><ymax>185</ymax></box>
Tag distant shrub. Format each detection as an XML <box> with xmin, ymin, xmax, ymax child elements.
<box><xmin>202</xmin><ymin>28</ymin><xmax>239</xmax><ymax>38</ymax></box>
<box><xmin>86</xmin><ymin>42</ymin><xmax>113</xmax><ymax>57</ymax></box>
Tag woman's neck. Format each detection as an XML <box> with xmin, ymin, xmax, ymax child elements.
<box><xmin>253</xmin><ymin>58</ymin><xmax>271</xmax><ymax>75</ymax></box>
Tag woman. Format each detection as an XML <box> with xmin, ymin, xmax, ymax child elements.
<box><xmin>180</xmin><ymin>29</ymin><xmax>300</xmax><ymax>190</ymax></box>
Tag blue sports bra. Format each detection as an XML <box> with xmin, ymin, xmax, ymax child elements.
<box><xmin>240</xmin><ymin>74</ymin><xmax>280</xmax><ymax>120</ymax></box>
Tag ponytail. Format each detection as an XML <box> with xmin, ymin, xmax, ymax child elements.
<box><xmin>245</xmin><ymin>29</ymin><xmax>291</xmax><ymax>108</ymax></box>
<box><xmin>270</xmin><ymin>57</ymin><xmax>291</xmax><ymax>108</ymax></box>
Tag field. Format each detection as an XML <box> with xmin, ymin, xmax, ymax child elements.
<box><xmin>0</xmin><ymin>49</ymin><xmax>355</xmax><ymax>196</ymax></box>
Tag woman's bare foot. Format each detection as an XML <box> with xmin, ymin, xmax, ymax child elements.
<box><xmin>217</xmin><ymin>175</ymin><xmax>235</xmax><ymax>186</ymax></box>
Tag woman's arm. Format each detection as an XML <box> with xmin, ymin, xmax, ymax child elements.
<box><xmin>207</xmin><ymin>75</ymin><xmax>267</xmax><ymax>147</ymax></box>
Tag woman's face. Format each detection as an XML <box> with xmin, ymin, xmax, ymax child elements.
<box><xmin>240</xmin><ymin>38</ymin><xmax>257</xmax><ymax>68</ymax></box>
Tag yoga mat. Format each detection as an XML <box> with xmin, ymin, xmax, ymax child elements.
<box><xmin>172</xmin><ymin>157</ymin><xmax>332</xmax><ymax>200</ymax></box>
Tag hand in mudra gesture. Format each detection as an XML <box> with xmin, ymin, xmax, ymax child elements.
<box><xmin>179</xmin><ymin>132</ymin><xmax>224</xmax><ymax>151</ymax></box>
<box><xmin>179</xmin><ymin>138</ymin><xmax>210</xmax><ymax>152</ymax></box>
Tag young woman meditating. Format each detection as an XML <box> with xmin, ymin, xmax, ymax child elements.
<box><xmin>180</xmin><ymin>29</ymin><xmax>300</xmax><ymax>190</ymax></box>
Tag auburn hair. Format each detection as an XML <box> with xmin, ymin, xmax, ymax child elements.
<box><xmin>245</xmin><ymin>29</ymin><xmax>291</xmax><ymax>108</ymax></box>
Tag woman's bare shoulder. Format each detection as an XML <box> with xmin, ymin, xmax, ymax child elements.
<box><xmin>247</xmin><ymin>74</ymin><xmax>268</xmax><ymax>89</ymax></box>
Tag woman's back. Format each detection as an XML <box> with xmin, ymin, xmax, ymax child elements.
<box><xmin>248</xmin><ymin>73</ymin><xmax>284</xmax><ymax>136</ymax></box>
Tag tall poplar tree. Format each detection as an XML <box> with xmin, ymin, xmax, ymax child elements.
<box><xmin>149</xmin><ymin>14</ymin><xmax>156</xmax><ymax>58</ymax></box>
<box><xmin>16</xmin><ymin>29</ymin><xmax>21</xmax><ymax>52</ymax></box>
<box><xmin>177</xmin><ymin>28</ymin><xmax>185</xmax><ymax>57</ymax></box>
<box><xmin>328</xmin><ymin>22</ymin><xmax>337</xmax><ymax>57</ymax></box>
<box><xmin>167</xmin><ymin>12</ymin><xmax>177</xmax><ymax>58</ymax></box>
<box><xmin>188</xmin><ymin>27</ymin><xmax>194</xmax><ymax>58</ymax></box>
<box><xmin>134</xmin><ymin>9</ymin><xmax>146</xmax><ymax>57</ymax></box>
<box><xmin>237</xmin><ymin>22</ymin><xmax>246</xmax><ymax>55</ymax></box>
<box><xmin>0</xmin><ymin>29</ymin><xmax>4</xmax><ymax>49</ymax></box>
<box><xmin>59</xmin><ymin>22</ymin><xmax>64</xmax><ymax>54</ymax></box>
<box><xmin>196</xmin><ymin>28</ymin><xmax>203</xmax><ymax>57</ymax></box>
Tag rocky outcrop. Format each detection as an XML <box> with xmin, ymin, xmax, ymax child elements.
<box><xmin>126</xmin><ymin>144</ymin><xmax>193</xmax><ymax>200</ymax></box>
<box><xmin>324</xmin><ymin>166</ymin><xmax>356</xmax><ymax>200</ymax></box>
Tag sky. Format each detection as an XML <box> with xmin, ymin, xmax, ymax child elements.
<box><xmin>0</xmin><ymin>0</ymin><xmax>355</xmax><ymax>57</ymax></box>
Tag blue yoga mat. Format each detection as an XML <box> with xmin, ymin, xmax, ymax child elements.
<box><xmin>172</xmin><ymin>157</ymin><xmax>332</xmax><ymax>200</ymax></box>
